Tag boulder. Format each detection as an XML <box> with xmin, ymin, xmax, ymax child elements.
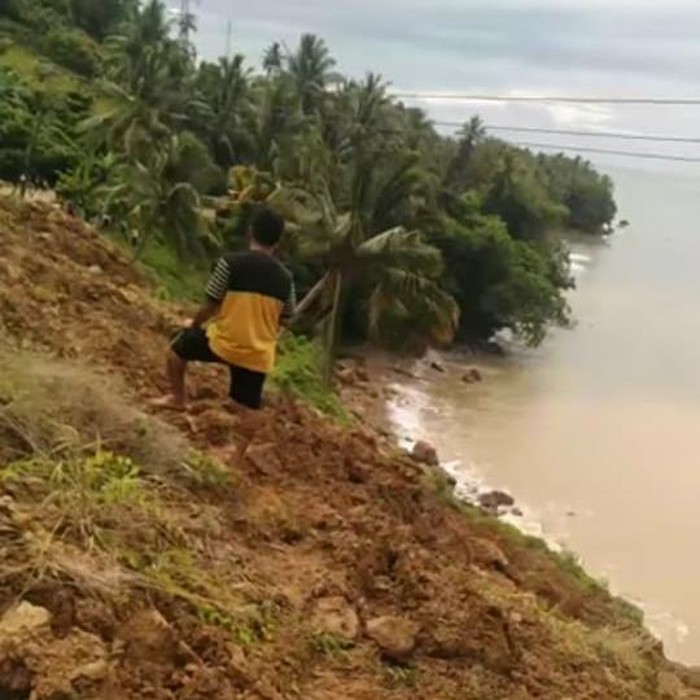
<box><xmin>0</xmin><ymin>601</ymin><xmax>51</xmax><ymax>641</ymax></box>
<box><xmin>335</xmin><ymin>366</ymin><xmax>356</xmax><ymax>386</ymax></box>
<box><xmin>244</xmin><ymin>442</ymin><xmax>282</xmax><ymax>475</ymax></box>
<box><xmin>657</xmin><ymin>671</ymin><xmax>689</xmax><ymax>699</ymax></box>
<box><xmin>411</xmin><ymin>440</ymin><xmax>439</xmax><ymax>467</ymax></box>
<box><xmin>355</xmin><ymin>367</ymin><xmax>370</xmax><ymax>383</ymax></box>
<box><xmin>471</xmin><ymin>538</ymin><xmax>510</xmax><ymax>572</ymax></box>
<box><xmin>310</xmin><ymin>597</ymin><xmax>360</xmax><ymax>642</ymax></box>
<box><xmin>462</xmin><ymin>367</ymin><xmax>483</xmax><ymax>384</ymax></box>
<box><xmin>365</xmin><ymin>615</ymin><xmax>420</xmax><ymax>662</ymax></box>
<box><xmin>479</xmin><ymin>490</ymin><xmax>515</xmax><ymax>511</ymax></box>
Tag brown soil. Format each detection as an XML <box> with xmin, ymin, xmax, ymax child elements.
<box><xmin>0</xmin><ymin>195</ymin><xmax>697</xmax><ymax>699</ymax></box>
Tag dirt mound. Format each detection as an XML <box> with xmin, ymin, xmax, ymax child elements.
<box><xmin>0</xmin><ymin>196</ymin><xmax>697</xmax><ymax>699</ymax></box>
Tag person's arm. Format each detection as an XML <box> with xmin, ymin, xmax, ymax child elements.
<box><xmin>190</xmin><ymin>258</ymin><xmax>230</xmax><ymax>328</ymax></box>
<box><xmin>280</xmin><ymin>277</ymin><xmax>297</xmax><ymax>328</ymax></box>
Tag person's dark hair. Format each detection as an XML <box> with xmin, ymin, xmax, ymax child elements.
<box><xmin>250</xmin><ymin>206</ymin><xmax>285</xmax><ymax>247</ymax></box>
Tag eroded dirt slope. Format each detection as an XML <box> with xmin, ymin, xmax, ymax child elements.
<box><xmin>0</xmin><ymin>196</ymin><xmax>697</xmax><ymax>699</ymax></box>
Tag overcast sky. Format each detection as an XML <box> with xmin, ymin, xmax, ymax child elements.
<box><xmin>182</xmin><ymin>1</ymin><xmax>700</xmax><ymax>174</ymax></box>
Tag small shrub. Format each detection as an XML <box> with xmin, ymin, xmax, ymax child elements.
<box><xmin>309</xmin><ymin>631</ymin><xmax>354</xmax><ymax>658</ymax></box>
<box><xmin>44</xmin><ymin>27</ymin><xmax>101</xmax><ymax>77</ymax></box>
<box><xmin>180</xmin><ymin>450</ymin><xmax>232</xmax><ymax>488</ymax></box>
<box><xmin>384</xmin><ymin>663</ymin><xmax>418</xmax><ymax>688</ymax></box>
<box><xmin>272</xmin><ymin>333</ymin><xmax>349</xmax><ymax>422</ymax></box>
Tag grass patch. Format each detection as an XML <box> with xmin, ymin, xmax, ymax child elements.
<box><xmin>197</xmin><ymin>600</ymin><xmax>281</xmax><ymax>646</ymax></box>
<box><xmin>0</xmin><ymin>43</ymin><xmax>80</xmax><ymax>94</ymax></box>
<box><xmin>137</xmin><ymin>239</ymin><xmax>210</xmax><ymax>302</ymax></box>
<box><xmin>309</xmin><ymin>631</ymin><xmax>355</xmax><ymax>658</ymax></box>
<box><xmin>272</xmin><ymin>333</ymin><xmax>349</xmax><ymax>422</ymax></box>
<box><xmin>384</xmin><ymin>663</ymin><xmax>418</xmax><ymax>688</ymax></box>
<box><xmin>0</xmin><ymin>350</ymin><xmax>187</xmax><ymax>474</ymax></box>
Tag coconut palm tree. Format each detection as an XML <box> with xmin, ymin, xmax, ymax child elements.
<box><xmin>293</xmin><ymin>150</ymin><xmax>458</xmax><ymax>378</ymax></box>
<box><xmin>287</xmin><ymin>34</ymin><xmax>337</xmax><ymax>116</ymax></box>
<box><xmin>195</xmin><ymin>55</ymin><xmax>254</xmax><ymax>167</ymax></box>
<box><xmin>101</xmin><ymin>133</ymin><xmax>207</xmax><ymax>258</ymax></box>
<box><xmin>445</xmin><ymin>115</ymin><xmax>486</xmax><ymax>192</ymax></box>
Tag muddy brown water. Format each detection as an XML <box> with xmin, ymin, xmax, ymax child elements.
<box><xmin>392</xmin><ymin>167</ymin><xmax>700</xmax><ymax>664</ymax></box>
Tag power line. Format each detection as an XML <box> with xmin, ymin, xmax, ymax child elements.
<box><xmin>393</xmin><ymin>92</ymin><xmax>700</xmax><ymax>106</ymax></box>
<box><xmin>435</xmin><ymin>122</ymin><xmax>700</xmax><ymax>145</ymax></box>
<box><xmin>511</xmin><ymin>141</ymin><xmax>700</xmax><ymax>163</ymax></box>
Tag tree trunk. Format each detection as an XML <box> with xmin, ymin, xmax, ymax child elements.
<box><xmin>293</xmin><ymin>271</ymin><xmax>330</xmax><ymax>321</ymax></box>
<box><xmin>322</xmin><ymin>270</ymin><xmax>343</xmax><ymax>385</ymax></box>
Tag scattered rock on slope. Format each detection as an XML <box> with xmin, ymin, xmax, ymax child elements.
<box><xmin>462</xmin><ymin>367</ymin><xmax>483</xmax><ymax>383</ymax></box>
<box><xmin>479</xmin><ymin>490</ymin><xmax>515</xmax><ymax>511</ymax></box>
<box><xmin>310</xmin><ymin>597</ymin><xmax>360</xmax><ymax>642</ymax></box>
<box><xmin>365</xmin><ymin>616</ymin><xmax>420</xmax><ymax>662</ymax></box>
<box><xmin>0</xmin><ymin>601</ymin><xmax>51</xmax><ymax>641</ymax></box>
<box><xmin>411</xmin><ymin>440</ymin><xmax>439</xmax><ymax>466</ymax></box>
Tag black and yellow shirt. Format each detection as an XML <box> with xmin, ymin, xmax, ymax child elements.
<box><xmin>204</xmin><ymin>251</ymin><xmax>295</xmax><ymax>374</ymax></box>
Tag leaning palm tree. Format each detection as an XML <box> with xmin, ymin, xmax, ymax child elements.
<box><xmin>294</xmin><ymin>153</ymin><xmax>459</xmax><ymax>378</ymax></box>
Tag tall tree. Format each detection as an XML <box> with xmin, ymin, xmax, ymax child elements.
<box><xmin>287</xmin><ymin>34</ymin><xmax>336</xmax><ymax>117</ymax></box>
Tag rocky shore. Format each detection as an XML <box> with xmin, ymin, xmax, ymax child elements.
<box><xmin>334</xmin><ymin>354</ymin><xmax>523</xmax><ymax>520</ymax></box>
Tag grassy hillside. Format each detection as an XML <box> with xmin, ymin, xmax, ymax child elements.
<box><xmin>0</xmin><ymin>195</ymin><xmax>697</xmax><ymax>699</ymax></box>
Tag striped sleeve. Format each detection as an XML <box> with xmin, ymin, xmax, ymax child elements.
<box><xmin>282</xmin><ymin>277</ymin><xmax>296</xmax><ymax>320</ymax></box>
<box><xmin>205</xmin><ymin>258</ymin><xmax>230</xmax><ymax>302</ymax></box>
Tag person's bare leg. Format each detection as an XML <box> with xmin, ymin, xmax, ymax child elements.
<box><xmin>151</xmin><ymin>351</ymin><xmax>188</xmax><ymax>409</ymax></box>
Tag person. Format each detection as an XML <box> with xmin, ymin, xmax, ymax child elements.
<box><xmin>154</xmin><ymin>207</ymin><xmax>295</xmax><ymax>410</ymax></box>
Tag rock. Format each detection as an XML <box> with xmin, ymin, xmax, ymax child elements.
<box><xmin>345</xmin><ymin>459</ymin><xmax>371</xmax><ymax>484</ymax></box>
<box><xmin>658</xmin><ymin>671</ymin><xmax>689</xmax><ymax>699</ymax></box>
<box><xmin>70</xmin><ymin>658</ymin><xmax>110</xmax><ymax>683</ymax></box>
<box><xmin>462</xmin><ymin>367</ymin><xmax>483</xmax><ymax>383</ymax></box>
<box><xmin>244</xmin><ymin>442</ymin><xmax>282</xmax><ymax>475</ymax></box>
<box><xmin>335</xmin><ymin>367</ymin><xmax>356</xmax><ymax>386</ymax></box>
<box><xmin>411</xmin><ymin>440</ymin><xmax>439</xmax><ymax>467</ymax></box>
<box><xmin>0</xmin><ymin>601</ymin><xmax>51</xmax><ymax>640</ymax></box>
<box><xmin>429</xmin><ymin>361</ymin><xmax>445</xmax><ymax>373</ymax></box>
<box><xmin>118</xmin><ymin>609</ymin><xmax>179</xmax><ymax>665</ymax></box>
<box><xmin>365</xmin><ymin>615</ymin><xmax>420</xmax><ymax>662</ymax></box>
<box><xmin>391</xmin><ymin>365</ymin><xmax>417</xmax><ymax>379</ymax></box>
<box><xmin>310</xmin><ymin>597</ymin><xmax>360</xmax><ymax>642</ymax></box>
<box><xmin>479</xmin><ymin>490</ymin><xmax>515</xmax><ymax>511</ymax></box>
<box><xmin>355</xmin><ymin>367</ymin><xmax>370</xmax><ymax>383</ymax></box>
<box><xmin>472</xmin><ymin>538</ymin><xmax>510</xmax><ymax>572</ymax></box>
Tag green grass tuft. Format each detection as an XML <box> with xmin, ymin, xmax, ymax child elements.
<box><xmin>272</xmin><ymin>333</ymin><xmax>350</xmax><ymax>422</ymax></box>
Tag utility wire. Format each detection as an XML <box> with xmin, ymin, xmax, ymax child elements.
<box><xmin>511</xmin><ymin>141</ymin><xmax>700</xmax><ymax>163</ymax></box>
<box><xmin>393</xmin><ymin>93</ymin><xmax>700</xmax><ymax>106</ymax></box>
<box><xmin>434</xmin><ymin>122</ymin><xmax>700</xmax><ymax>145</ymax></box>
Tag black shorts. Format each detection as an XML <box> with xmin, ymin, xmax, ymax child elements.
<box><xmin>170</xmin><ymin>327</ymin><xmax>266</xmax><ymax>409</ymax></box>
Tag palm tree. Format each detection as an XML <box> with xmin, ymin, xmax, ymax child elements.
<box><xmin>102</xmin><ymin>133</ymin><xmax>207</xmax><ymax>258</ymax></box>
<box><xmin>196</xmin><ymin>55</ymin><xmax>253</xmax><ymax>167</ymax></box>
<box><xmin>262</xmin><ymin>42</ymin><xmax>282</xmax><ymax>75</ymax></box>
<box><xmin>293</xmin><ymin>152</ymin><xmax>458</xmax><ymax>378</ymax></box>
<box><xmin>287</xmin><ymin>34</ymin><xmax>337</xmax><ymax>116</ymax></box>
<box><xmin>445</xmin><ymin>115</ymin><xmax>486</xmax><ymax>192</ymax></box>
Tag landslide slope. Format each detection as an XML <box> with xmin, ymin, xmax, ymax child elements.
<box><xmin>0</xmin><ymin>195</ymin><xmax>696</xmax><ymax>699</ymax></box>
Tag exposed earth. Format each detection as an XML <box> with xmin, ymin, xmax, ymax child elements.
<box><xmin>0</xmin><ymin>195</ymin><xmax>698</xmax><ymax>699</ymax></box>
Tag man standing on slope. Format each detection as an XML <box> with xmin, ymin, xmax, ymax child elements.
<box><xmin>155</xmin><ymin>207</ymin><xmax>295</xmax><ymax>410</ymax></box>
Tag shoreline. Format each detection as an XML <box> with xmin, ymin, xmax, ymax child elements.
<box><xmin>335</xmin><ymin>350</ymin><xmax>531</xmax><ymax>525</ymax></box>
<box><xmin>338</xmin><ymin>348</ymin><xmax>698</xmax><ymax>665</ymax></box>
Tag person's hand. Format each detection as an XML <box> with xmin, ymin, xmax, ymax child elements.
<box><xmin>181</xmin><ymin>317</ymin><xmax>194</xmax><ymax>328</ymax></box>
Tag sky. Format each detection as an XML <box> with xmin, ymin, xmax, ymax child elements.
<box><xmin>180</xmin><ymin>0</ymin><xmax>700</xmax><ymax>174</ymax></box>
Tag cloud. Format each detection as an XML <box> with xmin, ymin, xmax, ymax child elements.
<box><xmin>187</xmin><ymin>1</ymin><xmax>700</xmax><ymax>173</ymax></box>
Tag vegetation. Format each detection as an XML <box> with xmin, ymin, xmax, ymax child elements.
<box><xmin>0</xmin><ymin>0</ymin><xmax>617</xmax><ymax>355</ymax></box>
